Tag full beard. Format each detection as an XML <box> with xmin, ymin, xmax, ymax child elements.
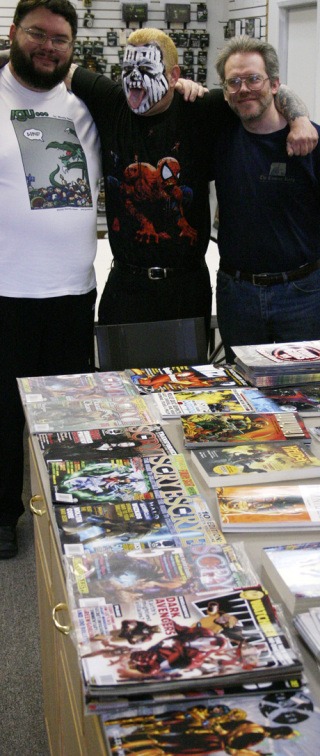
<box><xmin>10</xmin><ymin>38</ymin><xmax>72</xmax><ymax>90</ymax></box>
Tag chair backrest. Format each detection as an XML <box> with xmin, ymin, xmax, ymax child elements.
<box><xmin>95</xmin><ymin>317</ymin><xmax>208</xmax><ymax>371</ymax></box>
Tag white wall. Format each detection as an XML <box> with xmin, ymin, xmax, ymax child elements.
<box><xmin>268</xmin><ymin>0</ymin><xmax>319</xmax><ymax>122</ymax></box>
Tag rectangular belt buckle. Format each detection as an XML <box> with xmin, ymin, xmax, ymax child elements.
<box><xmin>252</xmin><ymin>273</ymin><xmax>270</xmax><ymax>286</ymax></box>
<box><xmin>148</xmin><ymin>267</ymin><xmax>166</xmax><ymax>280</ymax></box>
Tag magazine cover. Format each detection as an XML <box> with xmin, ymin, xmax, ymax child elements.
<box><xmin>54</xmin><ymin>496</ymin><xmax>225</xmax><ymax>555</ymax></box>
<box><xmin>233</xmin><ymin>341</ymin><xmax>320</xmax><ymax>369</ymax></box>
<box><xmin>73</xmin><ymin>585</ymin><xmax>302</xmax><ymax>697</ymax></box>
<box><xmin>190</xmin><ymin>442</ymin><xmax>320</xmax><ymax>488</ymax></box>
<box><xmin>17</xmin><ymin>370</ymin><xmax>135</xmax><ymax>403</ymax></box>
<box><xmin>125</xmin><ymin>365</ymin><xmax>248</xmax><ymax>394</ymax></box>
<box><xmin>180</xmin><ymin>412</ymin><xmax>310</xmax><ymax>448</ymax></box>
<box><xmin>256</xmin><ymin>341</ymin><xmax>320</xmax><ymax>366</ymax></box>
<box><xmin>47</xmin><ymin>456</ymin><xmax>155</xmax><ymax>505</ymax></box>
<box><xmin>154</xmin><ymin>388</ymin><xmax>251</xmax><ymax>419</ymax></box>
<box><xmin>102</xmin><ymin>688</ymin><xmax>320</xmax><ymax>755</ymax></box>
<box><xmin>215</xmin><ymin>483</ymin><xmax>320</xmax><ymax>532</ymax></box>
<box><xmin>256</xmin><ymin>385</ymin><xmax>320</xmax><ymax>416</ymax></box>
<box><xmin>47</xmin><ymin>453</ymin><xmax>199</xmax><ymax>507</ymax></box>
<box><xmin>23</xmin><ymin>394</ymin><xmax>155</xmax><ymax>433</ymax></box>
<box><xmin>37</xmin><ymin>424</ymin><xmax>177</xmax><ymax>461</ymax></box>
<box><xmin>65</xmin><ymin>541</ymin><xmax>255</xmax><ymax>605</ymax></box>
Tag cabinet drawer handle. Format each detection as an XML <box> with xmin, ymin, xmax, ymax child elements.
<box><xmin>29</xmin><ymin>494</ymin><xmax>46</xmax><ymax>516</ymax></box>
<box><xmin>52</xmin><ymin>603</ymin><xmax>71</xmax><ymax>635</ymax></box>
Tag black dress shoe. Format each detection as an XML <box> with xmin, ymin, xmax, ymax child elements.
<box><xmin>0</xmin><ymin>525</ymin><xmax>18</xmax><ymax>559</ymax></box>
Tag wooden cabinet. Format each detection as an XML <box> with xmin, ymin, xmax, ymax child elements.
<box><xmin>29</xmin><ymin>440</ymin><xmax>106</xmax><ymax>756</ymax></box>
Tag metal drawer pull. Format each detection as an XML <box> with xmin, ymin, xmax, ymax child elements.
<box><xmin>29</xmin><ymin>494</ymin><xmax>46</xmax><ymax>516</ymax></box>
<box><xmin>52</xmin><ymin>603</ymin><xmax>71</xmax><ymax>635</ymax></box>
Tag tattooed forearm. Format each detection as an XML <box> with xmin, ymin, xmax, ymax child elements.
<box><xmin>275</xmin><ymin>84</ymin><xmax>309</xmax><ymax>122</ymax></box>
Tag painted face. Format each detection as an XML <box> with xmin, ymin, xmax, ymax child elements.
<box><xmin>122</xmin><ymin>43</ymin><xmax>169</xmax><ymax>114</ymax></box>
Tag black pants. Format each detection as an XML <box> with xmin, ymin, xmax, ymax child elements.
<box><xmin>0</xmin><ymin>291</ymin><xmax>96</xmax><ymax>525</ymax></box>
<box><xmin>98</xmin><ymin>264</ymin><xmax>213</xmax><ymax>342</ymax></box>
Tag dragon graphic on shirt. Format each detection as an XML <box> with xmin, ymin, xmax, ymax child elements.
<box><xmin>46</xmin><ymin>127</ymin><xmax>89</xmax><ymax>188</ymax></box>
<box><xmin>108</xmin><ymin>156</ymin><xmax>197</xmax><ymax>245</ymax></box>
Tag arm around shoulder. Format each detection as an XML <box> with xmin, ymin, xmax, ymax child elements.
<box><xmin>276</xmin><ymin>84</ymin><xmax>319</xmax><ymax>156</ymax></box>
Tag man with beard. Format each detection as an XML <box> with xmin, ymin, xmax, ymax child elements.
<box><xmin>0</xmin><ymin>0</ymin><xmax>101</xmax><ymax>557</ymax></box>
<box><xmin>68</xmin><ymin>28</ymin><xmax>317</xmax><ymax>345</ymax></box>
<box><xmin>213</xmin><ymin>36</ymin><xmax>320</xmax><ymax>362</ymax></box>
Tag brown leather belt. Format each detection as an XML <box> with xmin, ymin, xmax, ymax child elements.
<box><xmin>220</xmin><ymin>258</ymin><xmax>320</xmax><ymax>286</ymax></box>
<box><xmin>114</xmin><ymin>259</ymin><xmax>206</xmax><ymax>280</ymax></box>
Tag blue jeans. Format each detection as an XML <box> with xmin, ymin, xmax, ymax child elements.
<box><xmin>216</xmin><ymin>267</ymin><xmax>320</xmax><ymax>364</ymax></box>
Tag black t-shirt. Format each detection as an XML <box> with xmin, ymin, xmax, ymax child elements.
<box><xmin>72</xmin><ymin>68</ymin><xmax>228</xmax><ymax>269</ymax></box>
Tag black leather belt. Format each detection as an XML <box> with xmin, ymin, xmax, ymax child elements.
<box><xmin>114</xmin><ymin>259</ymin><xmax>205</xmax><ymax>280</ymax></box>
<box><xmin>220</xmin><ymin>258</ymin><xmax>320</xmax><ymax>286</ymax></box>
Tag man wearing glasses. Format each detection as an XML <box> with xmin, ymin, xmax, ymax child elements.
<box><xmin>0</xmin><ymin>0</ymin><xmax>101</xmax><ymax>557</ymax></box>
<box><xmin>69</xmin><ymin>28</ymin><xmax>317</xmax><ymax>354</ymax></box>
<box><xmin>213</xmin><ymin>36</ymin><xmax>320</xmax><ymax>363</ymax></box>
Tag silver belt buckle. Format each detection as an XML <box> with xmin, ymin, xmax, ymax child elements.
<box><xmin>252</xmin><ymin>272</ymin><xmax>269</xmax><ymax>286</ymax></box>
<box><xmin>148</xmin><ymin>267</ymin><xmax>166</xmax><ymax>280</ymax></box>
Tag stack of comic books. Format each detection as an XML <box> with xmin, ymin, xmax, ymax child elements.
<box><xmin>261</xmin><ymin>542</ymin><xmax>320</xmax><ymax>614</ymax></box>
<box><xmin>71</xmin><ymin>584</ymin><xmax>303</xmax><ymax>699</ymax></box>
<box><xmin>233</xmin><ymin>340</ymin><xmax>320</xmax><ymax>388</ymax></box>
<box><xmin>293</xmin><ymin>608</ymin><xmax>320</xmax><ymax>662</ymax></box>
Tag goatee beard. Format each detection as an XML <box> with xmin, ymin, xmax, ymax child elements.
<box><xmin>10</xmin><ymin>38</ymin><xmax>72</xmax><ymax>90</ymax></box>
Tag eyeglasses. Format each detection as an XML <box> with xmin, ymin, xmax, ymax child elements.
<box><xmin>18</xmin><ymin>26</ymin><xmax>73</xmax><ymax>52</ymax></box>
<box><xmin>223</xmin><ymin>74</ymin><xmax>269</xmax><ymax>94</ymax></box>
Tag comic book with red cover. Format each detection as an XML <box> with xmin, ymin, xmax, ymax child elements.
<box><xmin>125</xmin><ymin>364</ymin><xmax>247</xmax><ymax>394</ymax></box>
<box><xmin>72</xmin><ymin>584</ymin><xmax>302</xmax><ymax>697</ymax></box>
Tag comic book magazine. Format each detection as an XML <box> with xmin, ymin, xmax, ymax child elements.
<box><xmin>180</xmin><ymin>412</ymin><xmax>311</xmax><ymax>448</ymax></box>
<box><xmin>101</xmin><ymin>688</ymin><xmax>320</xmax><ymax>755</ymax></box>
<box><xmin>17</xmin><ymin>371</ymin><xmax>135</xmax><ymax>403</ymax></box>
<box><xmin>46</xmin><ymin>453</ymin><xmax>199</xmax><ymax>506</ymax></box>
<box><xmin>21</xmin><ymin>394</ymin><xmax>155</xmax><ymax>433</ymax></box>
<box><xmin>153</xmin><ymin>388</ymin><xmax>251</xmax><ymax>419</ymax></box>
<box><xmin>125</xmin><ymin>365</ymin><xmax>248</xmax><ymax>394</ymax></box>
<box><xmin>233</xmin><ymin>341</ymin><xmax>320</xmax><ymax>387</ymax></box>
<box><xmin>64</xmin><ymin>541</ymin><xmax>255</xmax><ymax>606</ymax></box>
<box><xmin>215</xmin><ymin>484</ymin><xmax>320</xmax><ymax>532</ymax></box>
<box><xmin>54</xmin><ymin>496</ymin><xmax>224</xmax><ymax>555</ymax></box>
<box><xmin>251</xmin><ymin>385</ymin><xmax>320</xmax><ymax>417</ymax></box>
<box><xmin>36</xmin><ymin>424</ymin><xmax>177</xmax><ymax>461</ymax></box>
<box><xmin>72</xmin><ymin>585</ymin><xmax>302</xmax><ymax>697</ymax></box>
<box><xmin>190</xmin><ymin>442</ymin><xmax>320</xmax><ymax>488</ymax></box>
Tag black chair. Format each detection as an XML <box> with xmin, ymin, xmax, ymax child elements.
<box><xmin>95</xmin><ymin>317</ymin><xmax>209</xmax><ymax>371</ymax></box>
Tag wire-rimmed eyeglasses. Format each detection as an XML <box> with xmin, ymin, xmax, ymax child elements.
<box><xmin>223</xmin><ymin>74</ymin><xmax>269</xmax><ymax>94</ymax></box>
<box><xmin>18</xmin><ymin>25</ymin><xmax>73</xmax><ymax>52</ymax></box>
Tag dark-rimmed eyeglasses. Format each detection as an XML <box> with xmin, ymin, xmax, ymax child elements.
<box><xmin>18</xmin><ymin>25</ymin><xmax>73</xmax><ymax>52</ymax></box>
<box><xmin>223</xmin><ymin>74</ymin><xmax>269</xmax><ymax>94</ymax></box>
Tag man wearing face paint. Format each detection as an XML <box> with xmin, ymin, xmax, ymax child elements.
<box><xmin>70</xmin><ymin>28</ymin><xmax>317</xmax><ymax>342</ymax></box>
